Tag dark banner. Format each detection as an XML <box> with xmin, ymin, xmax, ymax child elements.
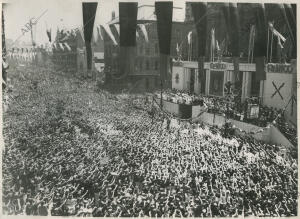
<box><xmin>178</xmin><ymin>104</ymin><xmax>192</xmax><ymax>119</ymax></box>
<box><xmin>82</xmin><ymin>2</ymin><xmax>98</xmax><ymax>70</ymax></box>
<box><xmin>254</xmin><ymin>4</ymin><xmax>267</xmax><ymax>81</ymax></box>
<box><xmin>155</xmin><ymin>1</ymin><xmax>173</xmax><ymax>55</ymax></box>
<box><xmin>119</xmin><ymin>2</ymin><xmax>138</xmax><ymax>47</ymax></box>
<box><xmin>191</xmin><ymin>2</ymin><xmax>207</xmax><ymax>93</ymax></box>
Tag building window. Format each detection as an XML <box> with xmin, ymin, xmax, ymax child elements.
<box><xmin>146</xmin><ymin>60</ymin><xmax>150</xmax><ymax>70</ymax></box>
<box><xmin>146</xmin><ymin>46</ymin><xmax>150</xmax><ymax>55</ymax></box>
<box><xmin>140</xmin><ymin>60</ymin><xmax>143</xmax><ymax>70</ymax></box>
<box><xmin>139</xmin><ymin>45</ymin><xmax>143</xmax><ymax>54</ymax></box>
<box><xmin>155</xmin><ymin>43</ymin><xmax>159</xmax><ymax>54</ymax></box>
<box><xmin>154</xmin><ymin>60</ymin><xmax>159</xmax><ymax>70</ymax></box>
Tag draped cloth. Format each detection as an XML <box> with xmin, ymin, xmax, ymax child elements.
<box><xmin>155</xmin><ymin>2</ymin><xmax>173</xmax><ymax>88</ymax></box>
<box><xmin>82</xmin><ymin>2</ymin><xmax>98</xmax><ymax>70</ymax></box>
<box><xmin>191</xmin><ymin>2</ymin><xmax>207</xmax><ymax>94</ymax></box>
<box><xmin>119</xmin><ymin>2</ymin><xmax>138</xmax><ymax>77</ymax></box>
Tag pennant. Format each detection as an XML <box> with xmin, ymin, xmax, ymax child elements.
<box><xmin>82</xmin><ymin>2</ymin><xmax>98</xmax><ymax>70</ymax></box>
<box><xmin>101</xmin><ymin>24</ymin><xmax>117</xmax><ymax>45</ymax></box>
<box><xmin>187</xmin><ymin>31</ymin><xmax>192</xmax><ymax>45</ymax></box>
<box><xmin>138</xmin><ymin>24</ymin><xmax>148</xmax><ymax>42</ymax></box>
<box><xmin>98</xmin><ymin>26</ymin><xmax>103</xmax><ymax>40</ymax></box>
<box><xmin>114</xmin><ymin>24</ymin><xmax>120</xmax><ymax>35</ymax></box>
<box><xmin>64</xmin><ymin>42</ymin><xmax>71</xmax><ymax>51</ymax></box>
<box><xmin>59</xmin><ymin>43</ymin><xmax>64</xmax><ymax>50</ymax></box>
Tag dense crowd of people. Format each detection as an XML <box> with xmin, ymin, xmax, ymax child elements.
<box><xmin>3</xmin><ymin>64</ymin><xmax>298</xmax><ymax>217</ymax></box>
<box><xmin>157</xmin><ymin>90</ymin><xmax>297</xmax><ymax>146</ymax></box>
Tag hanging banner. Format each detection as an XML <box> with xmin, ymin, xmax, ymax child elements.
<box><xmin>191</xmin><ymin>2</ymin><xmax>207</xmax><ymax>94</ymax></box>
<box><xmin>253</xmin><ymin>3</ymin><xmax>267</xmax><ymax>81</ymax></box>
<box><xmin>82</xmin><ymin>2</ymin><xmax>98</xmax><ymax>70</ymax></box>
<box><xmin>155</xmin><ymin>1</ymin><xmax>173</xmax><ymax>87</ymax></box>
<box><xmin>118</xmin><ymin>2</ymin><xmax>138</xmax><ymax>78</ymax></box>
<box><xmin>155</xmin><ymin>1</ymin><xmax>173</xmax><ymax>55</ymax></box>
<box><xmin>119</xmin><ymin>2</ymin><xmax>138</xmax><ymax>47</ymax></box>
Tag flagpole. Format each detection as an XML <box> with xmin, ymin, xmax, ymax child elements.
<box><xmin>270</xmin><ymin>30</ymin><xmax>274</xmax><ymax>63</ymax></box>
<box><xmin>267</xmin><ymin>26</ymin><xmax>270</xmax><ymax>63</ymax></box>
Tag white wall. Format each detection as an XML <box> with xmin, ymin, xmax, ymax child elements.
<box><xmin>263</xmin><ymin>72</ymin><xmax>293</xmax><ymax>109</ymax></box>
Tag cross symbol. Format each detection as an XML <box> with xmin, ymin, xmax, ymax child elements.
<box><xmin>271</xmin><ymin>81</ymin><xmax>285</xmax><ymax>100</ymax></box>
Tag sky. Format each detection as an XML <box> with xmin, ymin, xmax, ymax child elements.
<box><xmin>4</xmin><ymin>0</ymin><xmax>185</xmax><ymax>45</ymax></box>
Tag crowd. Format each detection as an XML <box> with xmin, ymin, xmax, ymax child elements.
<box><xmin>157</xmin><ymin>90</ymin><xmax>297</xmax><ymax>146</ymax></box>
<box><xmin>2</xmin><ymin>65</ymin><xmax>298</xmax><ymax>217</ymax></box>
<box><xmin>155</xmin><ymin>90</ymin><xmax>203</xmax><ymax>105</ymax></box>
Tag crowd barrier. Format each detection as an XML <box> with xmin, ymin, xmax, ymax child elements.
<box><xmin>194</xmin><ymin>112</ymin><xmax>294</xmax><ymax>149</ymax></box>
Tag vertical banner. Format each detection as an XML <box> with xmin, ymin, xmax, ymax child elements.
<box><xmin>229</xmin><ymin>3</ymin><xmax>240</xmax><ymax>76</ymax></box>
<box><xmin>191</xmin><ymin>2</ymin><xmax>207</xmax><ymax>94</ymax></box>
<box><xmin>253</xmin><ymin>3</ymin><xmax>267</xmax><ymax>81</ymax></box>
<box><xmin>82</xmin><ymin>2</ymin><xmax>98</xmax><ymax>70</ymax></box>
<box><xmin>119</xmin><ymin>2</ymin><xmax>138</xmax><ymax>77</ymax></box>
<box><xmin>155</xmin><ymin>1</ymin><xmax>173</xmax><ymax>88</ymax></box>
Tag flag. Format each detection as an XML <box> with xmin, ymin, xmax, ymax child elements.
<box><xmin>138</xmin><ymin>24</ymin><xmax>148</xmax><ymax>42</ymax></box>
<box><xmin>268</xmin><ymin>22</ymin><xmax>286</xmax><ymax>43</ymax></box>
<box><xmin>114</xmin><ymin>24</ymin><xmax>120</xmax><ymax>35</ymax></box>
<box><xmin>82</xmin><ymin>2</ymin><xmax>98</xmax><ymax>70</ymax></box>
<box><xmin>281</xmin><ymin>4</ymin><xmax>296</xmax><ymax>58</ymax></box>
<box><xmin>248</xmin><ymin>25</ymin><xmax>256</xmax><ymax>62</ymax></box>
<box><xmin>98</xmin><ymin>26</ymin><xmax>103</xmax><ymax>40</ymax></box>
<box><xmin>211</xmin><ymin>28</ymin><xmax>215</xmax><ymax>61</ymax></box>
<box><xmin>187</xmin><ymin>31</ymin><xmax>192</xmax><ymax>45</ymax></box>
<box><xmin>59</xmin><ymin>43</ymin><xmax>64</xmax><ymax>51</ymax></box>
<box><xmin>64</xmin><ymin>42</ymin><xmax>71</xmax><ymax>51</ymax></box>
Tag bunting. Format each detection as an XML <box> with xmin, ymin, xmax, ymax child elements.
<box><xmin>101</xmin><ymin>24</ymin><xmax>117</xmax><ymax>45</ymax></box>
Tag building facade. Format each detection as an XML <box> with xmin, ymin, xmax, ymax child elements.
<box><xmin>103</xmin><ymin>5</ymin><xmax>193</xmax><ymax>91</ymax></box>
